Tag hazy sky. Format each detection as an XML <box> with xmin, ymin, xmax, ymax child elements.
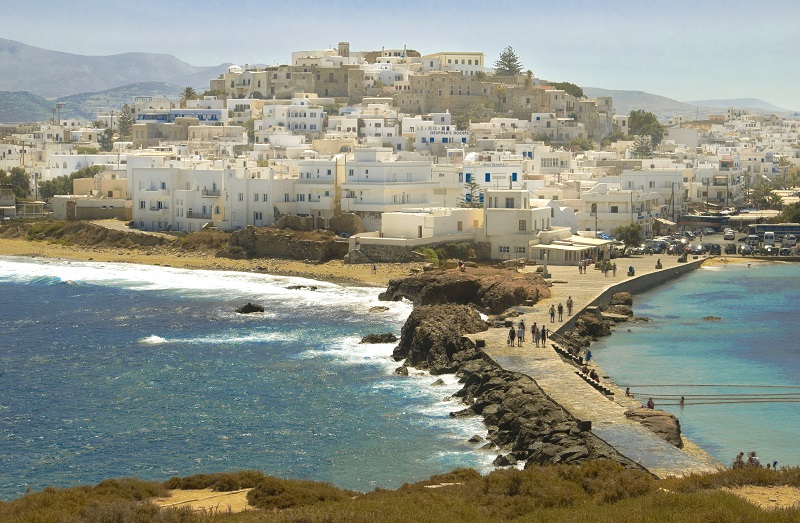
<box><xmin>3</xmin><ymin>0</ymin><xmax>799</xmax><ymax>109</ymax></box>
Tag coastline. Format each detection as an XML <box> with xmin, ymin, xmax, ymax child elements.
<box><xmin>0</xmin><ymin>237</ymin><xmax>420</xmax><ymax>287</ymax></box>
<box><xmin>0</xmin><ymin>234</ymin><xmax>750</xmax><ymax>476</ymax></box>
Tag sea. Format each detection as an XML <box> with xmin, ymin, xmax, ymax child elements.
<box><xmin>0</xmin><ymin>256</ymin><xmax>494</xmax><ymax>501</ymax></box>
<box><xmin>1</xmin><ymin>258</ymin><xmax>798</xmax><ymax>502</ymax></box>
<box><xmin>591</xmin><ymin>261</ymin><xmax>800</xmax><ymax>469</ymax></box>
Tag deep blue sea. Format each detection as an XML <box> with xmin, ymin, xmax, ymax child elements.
<box><xmin>591</xmin><ymin>261</ymin><xmax>800</xmax><ymax>469</ymax></box>
<box><xmin>0</xmin><ymin>256</ymin><xmax>493</xmax><ymax>501</ymax></box>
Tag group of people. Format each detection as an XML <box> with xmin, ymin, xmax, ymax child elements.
<box><xmin>508</xmin><ymin>320</ymin><xmax>547</xmax><ymax>347</ymax></box>
<box><xmin>732</xmin><ymin>451</ymin><xmax>778</xmax><ymax>470</ymax></box>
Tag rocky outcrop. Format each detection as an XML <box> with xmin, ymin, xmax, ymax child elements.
<box><xmin>390</xmin><ymin>301</ymin><xmax>638</xmax><ymax>470</ymax></box>
<box><xmin>625</xmin><ymin>408</ymin><xmax>683</xmax><ymax>448</ymax></box>
<box><xmin>611</xmin><ymin>292</ymin><xmax>633</xmax><ymax>306</ymax></box>
<box><xmin>452</xmin><ymin>357</ymin><xmax>638</xmax><ymax>468</ymax></box>
<box><xmin>360</xmin><ymin>332</ymin><xmax>398</xmax><ymax>344</ymax></box>
<box><xmin>379</xmin><ymin>268</ymin><xmax>550</xmax><ymax>314</ymax></box>
<box><xmin>222</xmin><ymin>226</ymin><xmax>349</xmax><ymax>262</ymax></box>
<box><xmin>392</xmin><ymin>304</ymin><xmax>488</xmax><ymax>373</ymax></box>
<box><xmin>235</xmin><ymin>302</ymin><xmax>264</xmax><ymax>314</ymax></box>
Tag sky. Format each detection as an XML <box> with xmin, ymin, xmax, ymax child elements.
<box><xmin>3</xmin><ymin>0</ymin><xmax>799</xmax><ymax>110</ymax></box>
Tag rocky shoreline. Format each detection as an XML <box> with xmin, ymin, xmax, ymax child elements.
<box><xmin>381</xmin><ymin>269</ymin><xmax>679</xmax><ymax>471</ymax></box>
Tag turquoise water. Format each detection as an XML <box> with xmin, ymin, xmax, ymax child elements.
<box><xmin>591</xmin><ymin>261</ymin><xmax>800</xmax><ymax>468</ymax></box>
<box><xmin>0</xmin><ymin>257</ymin><xmax>494</xmax><ymax>501</ymax></box>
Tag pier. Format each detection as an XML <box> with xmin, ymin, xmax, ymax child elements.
<box><xmin>465</xmin><ymin>254</ymin><xmax>725</xmax><ymax>478</ymax></box>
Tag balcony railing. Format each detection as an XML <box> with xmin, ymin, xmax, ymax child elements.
<box><xmin>186</xmin><ymin>211</ymin><xmax>211</xmax><ymax>219</ymax></box>
<box><xmin>202</xmin><ymin>189</ymin><xmax>220</xmax><ymax>197</ymax></box>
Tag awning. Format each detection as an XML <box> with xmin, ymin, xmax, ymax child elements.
<box><xmin>655</xmin><ymin>218</ymin><xmax>676</xmax><ymax>226</ymax></box>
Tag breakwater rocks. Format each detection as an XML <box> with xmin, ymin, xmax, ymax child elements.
<box><xmin>378</xmin><ymin>268</ymin><xmax>550</xmax><ymax>314</ymax></box>
<box><xmin>391</xmin><ymin>302</ymin><xmax>638</xmax><ymax>469</ymax></box>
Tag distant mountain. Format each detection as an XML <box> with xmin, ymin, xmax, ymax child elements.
<box><xmin>0</xmin><ymin>82</ymin><xmax>186</xmax><ymax>123</ymax></box>
<box><xmin>0</xmin><ymin>91</ymin><xmax>54</xmax><ymax>123</ymax></box>
<box><xmin>0</xmin><ymin>38</ymin><xmax>230</xmax><ymax>98</ymax></box>
<box><xmin>58</xmin><ymin>82</ymin><xmax>184</xmax><ymax>120</ymax></box>
<box><xmin>686</xmin><ymin>98</ymin><xmax>792</xmax><ymax>113</ymax></box>
<box><xmin>584</xmin><ymin>87</ymin><xmax>794</xmax><ymax>121</ymax></box>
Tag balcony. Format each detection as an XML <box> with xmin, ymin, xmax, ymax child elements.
<box><xmin>202</xmin><ymin>189</ymin><xmax>220</xmax><ymax>197</ymax></box>
<box><xmin>187</xmin><ymin>211</ymin><xmax>212</xmax><ymax>220</ymax></box>
<box><xmin>149</xmin><ymin>205</ymin><xmax>169</xmax><ymax>211</ymax></box>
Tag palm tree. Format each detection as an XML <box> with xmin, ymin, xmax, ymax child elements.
<box><xmin>180</xmin><ymin>86</ymin><xmax>198</xmax><ymax>108</ymax></box>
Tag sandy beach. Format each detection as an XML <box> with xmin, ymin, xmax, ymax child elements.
<box><xmin>0</xmin><ymin>236</ymin><xmax>423</xmax><ymax>287</ymax></box>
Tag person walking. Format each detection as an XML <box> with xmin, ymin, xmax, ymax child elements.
<box><xmin>517</xmin><ymin>324</ymin><xmax>524</xmax><ymax>347</ymax></box>
<box><xmin>612</xmin><ymin>263</ymin><xmax>617</xmax><ymax>276</ymax></box>
<box><xmin>566</xmin><ymin>296</ymin><xmax>573</xmax><ymax>316</ymax></box>
<box><xmin>549</xmin><ymin>304</ymin><xmax>556</xmax><ymax>322</ymax></box>
<box><xmin>557</xmin><ymin>302</ymin><xmax>564</xmax><ymax>321</ymax></box>
<box><xmin>508</xmin><ymin>326</ymin><xmax>516</xmax><ymax>346</ymax></box>
<box><xmin>541</xmin><ymin>325</ymin><xmax>547</xmax><ymax>344</ymax></box>
<box><xmin>533</xmin><ymin>325</ymin><xmax>540</xmax><ymax>347</ymax></box>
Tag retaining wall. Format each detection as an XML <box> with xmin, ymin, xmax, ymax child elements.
<box><xmin>556</xmin><ymin>258</ymin><xmax>706</xmax><ymax>336</ymax></box>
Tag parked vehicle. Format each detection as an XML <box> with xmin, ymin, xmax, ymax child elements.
<box><xmin>783</xmin><ymin>234</ymin><xmax>797</xmax><ymax>247</ymax></box>
<box><xmin>724</xmin><ymin>243</ymin><xmax>737</xmax><ymax>254</ymax></box>
<box><xmin>723</xmin><ymin>229</ymin><xmax>735</xmax><ymax>240</ymax></box>
<box><xmin>739</xmin><ymin>244</ymin><xmax>753</xmax><ymax>255</ymax></box>
<box><xmin>747</xmin><ymin>235</ymin><xmax>760</xmax><ymax>247</ymax></box>
<box><xmin>779</xmin><ymin>247</ymin><xmax>793</xmax><ymax>256</ymax></box>
<box><xmin>764</xmin><ymin>231</ymin><xmax>776</xmax><ymax>247</ymax></box>
<box><xmin>703</xmin><ymin>227</ymin><xmax>716</xmax><ymax>235</ymax></box>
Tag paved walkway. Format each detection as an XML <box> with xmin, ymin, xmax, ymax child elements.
<box><xmin>465</xmin><ymin>254</ymin><xmax>724</xmax><ymax>477</ymax></box>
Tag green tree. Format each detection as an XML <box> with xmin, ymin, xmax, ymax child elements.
<box><xmin>548</xmin><ymin>82</ymin><xmax>585</xmax><ymax>99</ymax></box>
<box><xmin>474</xmin><ymin>70</ymin><xmax>486</xmax><ymax>80</ymax></box>
<box><xmin>628</xmin><ymin>110</ymin><xmax>665</xmax><ymax>146</ymax></box>
<box><xmin>98</xmin><ymin>128</ymin><xmax>113</xmax><ymax>152</ymax></box>
<box><xmin>180</xmin><ymin>86</ymin><xmax>198</xmax><ymax>108</ymax></box>
<box><xmin>614</xmin><ymin>223</ymin><xmax>644</xmax><ymax>248</ymax></box>
<box><xmin>117</xmin><ymin>104</ymin><xmax>133</xmax><ymax>140</ymax></box>
<box><xmin>569</xmin><ymin>137</ymin><xmax>595</xmax><ymax>151</ymax></box>
<box><xmin>459</xmin><ymin>181</ymin><xmax>483</xmax><ymax>208</ymax></box>
<box><xmin>632</xmin><ymin>135</ymin><xmax>653</xmax><ymax>158</ymax></box>
<box><xmin>37</xmin><ymin>165</ymin><xmax>104</xmax><ymax>200</ymax></box>
<box><xmin>493</xmin><ymin>46</ymin><xmax>523</xmax><ymax>76</ymax></box>
<box><xmin>751</xmin><ymin>178</ymin><xmax>775</xmax><ymax>210</ymax></box>
<box><xmin>778</xmin><ymin>202</ymin><xmax>800</xmax><ymax>223</ymax></box>
<box><xmin>0</xmin><ymin>167</ymin><xmax>32</xmax><ymax>199</ymax></box>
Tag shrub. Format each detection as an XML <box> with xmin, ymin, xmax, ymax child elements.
<box><xmin>413</xmin><ymin>246</ymin><xmax>440</xmax><ymax>266</ymax></box>
<box><xmin>246</xmin><ymin>476</ymin><xmax>353</xmax><ymax>510</ymax></box>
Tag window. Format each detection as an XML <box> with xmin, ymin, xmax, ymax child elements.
<box><xmin>457</xmin><ymin>221</ymin><xmax>463</xmax><ymax>231</ymax></box>
<box><xmin>284</xmin><ymin>193</ymin><xmax>290</xmax><ymax>202</ymax></box>
<box><xmin>254</xmin><ymin>193</ymin><xmax>259</xmax><ymax>202</ymax></box>
<box><xmin>349</xmin><ymin>169</ymin><xmax>354</xmax><ymax>176</ymax></box>
<box><xmin>298</xmin><ymin>194</ymin><xmax>305</xmax><ymax>202</ymax></box>
<box><xmin>160</xmin><ymin>182</ymin><xmax>166</xmax><ymax>190</ymax></box>
<box><xmin>139</xmin><ymin>200</ymin><xmax>145</xmax><ymax>209</ymax></box>
<box><xmin>238</xmin><ymin>193</ymin><xmax>244</xmax><ymax>202</ymax></box>
<box><xmin>515</xmin><ymin>246</ymin><xmax>526</xmax><ymax>254</ymax></box>
<box><xmin>485</xmin><ymin>173</ymin><xmax>491</xmax><ymax>182</ymax></box>
<box><xmin>458</xmin><ymin>172</ymin><xmax>463</xmax><ymax>183</ymax></box>
<box><xmin>215</xmin><ymin>206</ymin><xmax>220</xmax><ymax>214</ymax></box>
<box><xmin>505</xmin><ymin>197</ymin><xmax>514</xmax><ymax>208</ymax></box>
<box><xmin>499</xmin><ymin>246</ymin><xmax>510</xmax><ymax>253</ymax></box>
<box><xmin>512</xmin><ymin>172</ymin><xmax>518</xmax><ymax>182</ymax></box>
<box><xmin>519</xmin><ymin>220</ymin><xmax>527</xmax><ymax>231</ymax></box>
<box><xmin>262</xmin><ymin>194</ymin><xmax>268</xmax><ymax>202</ymax></box>
<box><xmin>254</xmin><ymin>212</ymin><xmax>262</xmax><ymax>221</ymax></box>
<box><xmin>611</xmin><ymin>206</ymin><xmax>619</xmax><ymax>213</ymax></box>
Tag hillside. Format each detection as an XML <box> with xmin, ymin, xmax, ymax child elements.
<box><xmin>0</xmin><ymin>82</ymin><xmax>186</xmax><ymax>123</ymax></box>
<box><xmin>584</xmin><ymin>87</ymin><xmax>795</xmax><ymax>121</ymax></box>
<box><xmin>0</xmin><ymin>90</ymin><xmax>54</xmax><ymax>123</ymax></box>
<box><xmin>0</xmin><ymin>38</ymin><xmax>230</xmax><ymax>98</ymax></box>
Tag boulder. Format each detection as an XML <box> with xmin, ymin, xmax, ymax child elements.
<box><xmin>610</xmin><ymin>292</ymin><xmax>634</xmax><ymax>306</ymax></box>
<box><xmin>368</xmin><ymin>306</ymin><xmax>390</xmax><ymax>313</ymax></box>
<box><xmin>625</xmin><ymin>408</ymin><xmax>683</xmax><ymax>448</ymax></box>
<box><xmin>360</xmin><ymin>332</ymin><xmax>398</xmax><ymax>344</ymax></box>
<box><xmin>379</xmin><ymin>268</ymin><xmax>550</xmax><ymax>314</ymax></box>
<box><xmin>392</xmin><ymin>304</ymin><xmax>488</xmax><ymax>371</ymax></box>
<box><xmin>235</xmin><ymin>302</ymin><xmax>264</xmax><ymax>314</ymax></box>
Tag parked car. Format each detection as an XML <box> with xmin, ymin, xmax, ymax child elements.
<box><xmin>779</xmin><ymin>247</ymin><xmax>793</xmax><ymax>256</ymax></box>
<box><xmin>724</xmin><ymin>243</ymin><xmax>737</xmax><ymax>254</ymax></box>
<box><xmin>739</xmin><ymin>244</ymin><xmax>753</xmax><ymax>255</ymax></box>
<box><xmin>703</xmin><ymin>227</ymin><xmax>716</xmax><ymax>235</ymax></box>
<box><xmin>723</xmin><ymin>229</ymin><xmax>735</xmax><ymax>240</ymax></box>
<box><xmin>707</xmin><ymin>243</ymin><xmax>721</xmax><ymax>255</ymax></box>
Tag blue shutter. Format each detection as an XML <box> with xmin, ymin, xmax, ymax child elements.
<box><xmin>512</xmin><ymin>172</ymin><xmax>518</xmax><ymax>182</ymax></box>
<box><xmin>466</xmin><ymin>173</ymin><xmax>471</xmax><ymax>182</ymax></box>
<box><xmin>485</xmin><ymin>173</ymin><xmax>491</xmax><ymax>182</ymax></box>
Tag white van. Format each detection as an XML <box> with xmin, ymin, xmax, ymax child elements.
<box><xmin>783</xmin><ymin>234</ymin><xmax>797</xmax><ymax>247</ymax></box>
<box><xmin>763</xmin><ymin>231</ymin><xmax>776</xmax><ymax>247</ymax></box>
<box><xmin>747</xmin><ymin>235</ymin><xmax>760</xmax><ymax>247</ymax></box>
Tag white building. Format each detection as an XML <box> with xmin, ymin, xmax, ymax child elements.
<box><xmin>261</xmin><ymin>96</ymin><xmax>326</xmax><ymax>134</ymax></box>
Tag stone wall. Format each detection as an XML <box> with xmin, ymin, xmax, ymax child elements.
<box><xmin>348</xmin><ymin>243</ymin><xmax>429</xmax><ymax>263</ymax></box>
